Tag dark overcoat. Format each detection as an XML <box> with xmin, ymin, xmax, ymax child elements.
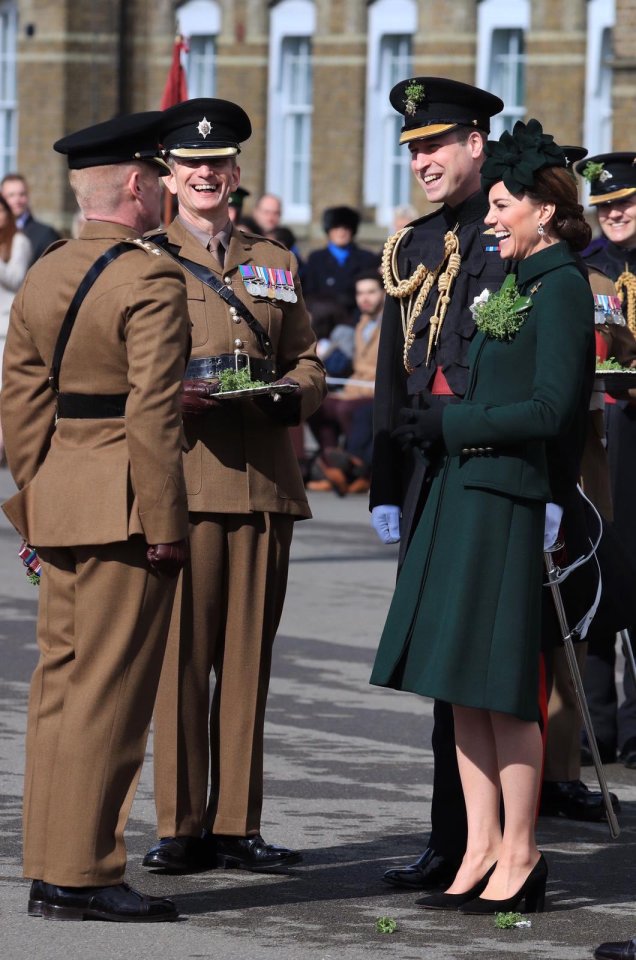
<box><xmin>370</xmin><ymin>243</ymin><xmax>595</xmax><ymax>721</ymax></box>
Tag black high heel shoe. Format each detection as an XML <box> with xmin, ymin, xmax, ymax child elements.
<box><xmin>458</xmin><ymin>853</ymin><xmax>547</xmax><ymax>915</ymax></box>
<box><xmin>416</xmin><ymin>863</ymin><xmax>497</xmax><ymax>911</ymax></box>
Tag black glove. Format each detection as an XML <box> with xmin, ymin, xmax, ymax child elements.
<box><xmin>254</xmin><ymin>377</ymin><xmax>301</xmax><ymax>426</ymax></box>
<box><xmin>391</xmin><ymin>406</ymin><xmax>444</xmax><ymax>452</ymax></box>
<box><xmin>181</xmin><ymin>379</ymin><xmax>220</xmax><ymax>416</ymax></box>
<box><xmin>146</xmin><ymin>538</ymin><xmax>189</xmax><ymax>577</ymax></box>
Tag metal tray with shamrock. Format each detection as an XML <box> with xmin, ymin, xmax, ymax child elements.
<box><xmin>215</xmin><ymin>382</ymin><xmax>299</xmax><ymax>400</ymax></box>
<box><xmin>594</xmin><ymin>369</ymin><xmax>636</xmax><ymax>391</ymax></box>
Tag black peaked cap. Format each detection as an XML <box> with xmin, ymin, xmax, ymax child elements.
<box><xmin>54</xmin><ymin>111</ymin><xmax>166</xmax><ymax>170</ymax></box>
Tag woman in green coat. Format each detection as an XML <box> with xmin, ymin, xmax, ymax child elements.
<box><xmin>371</xmin><ymin>120</ymin><xmax>594</xmax><ymax>914</ymax></box>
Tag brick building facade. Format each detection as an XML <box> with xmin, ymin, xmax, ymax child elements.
<box><xmin>7</xmin><ymin>0</ymin><xmax>636</xmax><ymax>238</ymax></box>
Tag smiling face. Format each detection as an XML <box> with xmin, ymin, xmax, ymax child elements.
<box><xmin>165</xmin><ymin>156</ymin><xmax>240</xmax><ymax>230</ymax></box>
<box><xmin>597</xmin><ymin>195</ymin><xmax>636</xmax><ymax>250</ymax></box>
<box><xmin>408</xmin><ymin>129</ymin><xmax>484</xmax><ymax>207</ymax></box>
<box><xmin>485</xmin><ymin>181</ymin><xmax>555</xmax><ymax>261</ymax></box>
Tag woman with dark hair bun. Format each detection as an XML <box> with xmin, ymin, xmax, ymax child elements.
<box><xmin>370</xmin><ymin>120</ymin><xmax>595</xmax><ymax>915</ymax></box>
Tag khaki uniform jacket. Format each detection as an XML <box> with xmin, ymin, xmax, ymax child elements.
<box><xmin>162</xmin><ymin>218</ymin><xmax>325</xmax><ymax>518</ymax></box>
<box><xmin>1</xmin><ymin>220</ymin><xmax>190</xmax><ymax>547</ymax></box>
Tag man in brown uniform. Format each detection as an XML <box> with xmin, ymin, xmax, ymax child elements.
<box><xmin>1</xmin><ymin>113</ymin><xmax>190</xmax><ymax>920</ymax></box>
<box><xmin>143</xmin><ymin>99</ymin><xmax>325</xmax><ymax>873</ymax></box>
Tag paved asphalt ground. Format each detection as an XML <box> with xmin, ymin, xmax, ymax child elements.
<box><xmin>0</xmin><ymin>464</ymin><xmax>635</xmax><ymax>960</ymax></box>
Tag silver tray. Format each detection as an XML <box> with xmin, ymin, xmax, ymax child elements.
<box><xmin>215</xmin><ymin>382</ymin><xmax>299</xmax><ymax>400</ymax></box>
<box><xmin>594</xmin><ymin>370</ymin><xmax>636</xmax><ymax>391</ymax></box>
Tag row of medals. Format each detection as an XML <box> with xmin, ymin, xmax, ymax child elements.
<box><xmin>239</xmin><ymin>265</ymin><xmax>298</xmax><ymax>303</ymax></box>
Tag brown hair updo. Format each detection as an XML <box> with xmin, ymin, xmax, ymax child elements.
<box><xmin>526</xmin><ymin>166</ymin><xmax>592</xmax><ymax>252</ymax></box>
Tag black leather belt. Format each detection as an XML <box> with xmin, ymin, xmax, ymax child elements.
<box><xmin>56</xmin><ymin>392</ymin><xmax>128</xmax><ymax>419</ymax></box>
<box><xmin>185</xmin><ymin>354</ymin><xmax>277</xmax><ymax>383</ymax></box>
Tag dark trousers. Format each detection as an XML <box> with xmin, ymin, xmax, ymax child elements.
<box><xmin>584</xmin><ymin>634</ymin><xmax>636</xmax><ymax>754</ymax></box>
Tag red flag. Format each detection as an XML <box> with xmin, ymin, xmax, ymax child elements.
<box><xmin>160</xmin><ymin>35</ymin><xmax>188</xmax><ymax>110</ymax></box>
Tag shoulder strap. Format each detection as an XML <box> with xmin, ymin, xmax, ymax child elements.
<box><xmin>49</xmin><ymin>241</ymin><xmax>136</xmax><ymax>394</ymax></box>
<box><xmin>152</xmin><ymin>233</ymin><xmax>274</xmax><ymax>358</ymax></box>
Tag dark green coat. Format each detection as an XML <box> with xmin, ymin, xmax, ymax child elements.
<box><xmin>370</xmin><ymin>243</ymin><xmax>594</xmax><ymax>720</ymax></box>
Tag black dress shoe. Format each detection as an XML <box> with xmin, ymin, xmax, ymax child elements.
<box><xmin>619</xmin><ymin>737</ymin><xmax>636</xmax><ymax>769</ymax></box>
<box><xmin>382</xmin><ymin>847</ymin><xmax>459</xmax><ymax>890</ymax></box>
<box><xmin>416</xmin><ymin>863</ymin><xmax>496</xmax><ymax>910</ymax></box>
<box><xmin>595</xmin><ymin>937</ymin><xmax>636</xmax><ymax>959</ymax></box>
<box><xmin>539</xmin><ymin>779</ymin><xmax>620</xmax><ymax>822</ymax></box>
<box><xmin>28</xmin><ymin>879</ymin><xmax>46</xmax><ymax>917</ymax></box>
<box><xmin>142</xmin><ymin>834</ymin><xmax>216</xmax><ymax>873</ymax></box>
<box><xmin>31</xmin><ymin>880</ymin><xmax>178</xmax><ymax>922</ymax></box>
<box><xmin>212</xmin><ymin>834</ymin><xmax>302</xmax><ymax>872</ymax></box>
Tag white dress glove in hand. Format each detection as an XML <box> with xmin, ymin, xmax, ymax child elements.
<box><xmin>543</xmin><ymin>502</ymin><xmax>564</xmax><ymax>551</ymax></box>
<box><xmin>371</xmin><ymin>505</ymin><xmax>401</xmax><ymax>544</ymax></box>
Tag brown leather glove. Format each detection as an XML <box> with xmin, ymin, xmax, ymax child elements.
<box><xmin>254</xmin><ymin>377</ymin><xmax>301</xmax><ymax>426</ymax></box>
<box><xmin>146</xmin><ymin>538</ymin><xmax>189</xmax><ymax>576</ymax></box>
<box><xmin>181</xmin><ymin>379</ymin><xmax>220</xmax><ymax>416</ymax></box>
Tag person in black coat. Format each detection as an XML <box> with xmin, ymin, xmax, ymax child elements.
<box><xmin>303</xmin><ymin>206</ymin><xmax>379</xmax><ymax>321</ymax></box>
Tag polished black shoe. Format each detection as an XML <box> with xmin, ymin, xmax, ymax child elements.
<box><xmin>28</xmin><ymin>879</ymin><xmax>46</xmax><ymax>917</ymax></box>
<box><xmin>213</xmin><ymin>834</ymin><xmax>302</xmax><ymax>872</ymax></box>
<box><xmin>581</xmin><ymin>739</ymin><xmax>616</xmax><ymax>766</ymax></box>
<box><xmin>539</xmin><ymin>779</ymin><xmax>620</xmax><ymax>822</ymax></box>
<box><xmin>142</xmin><ymin>834</ymin><xmax>216</xmax><ymax>873</ymax></box>
<box><xmin>31</xmin><ymin>880</ymin><xmax>178</xmax><ymax>922</ymax></box>
<box><xmin>595</xmin><ymin>937</ymin><xmax>636</xmax><ymax>959</ymax></box>
<box><xmin>382</xmin><ymin>847</ymin><xmax>459</xmax><ymax>891</ymax></box>
<box><xmin>416</xmin><ymin>863</ymin><xmax>496</xmax><ymax>910</ymax></box>
<box><xmin>459</xmin><ymin>854</ymin><xmax>548</xmax><ymax>915</ymax></box>
<box><xmin>619</xmin><ymin>737</ymin><xmax>636</xmax><ymax>769</ymax></box>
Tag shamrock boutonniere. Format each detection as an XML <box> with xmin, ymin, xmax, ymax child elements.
<box><xmin>471</xmin><ymin>274</ymin><xmax>532</xmax><ymax>341</ymax></box>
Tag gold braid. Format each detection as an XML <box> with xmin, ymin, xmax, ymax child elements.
<box><xmin>616</xmin><ymin>269</ymin><xmax>636</xmax><ymax>337</ymax></box>
<box><xmin>381</xmin><ymin>225</ymin><xmax>461</xmax><ymax>373</ymax></box>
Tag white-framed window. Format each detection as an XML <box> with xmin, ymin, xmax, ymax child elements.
<box><xmin>0</xmin><ymin>0</ymin><xmax>17</xmax><ymax>177</ymax></box>
<box><xmin>177</xmin><ymin>0</ymin><xmax>220</xmax><ymax>98</ymax></box>
<box><xmin>584</xmin><ymin>0</ymin><xmax>615</xmax><ymax>159</ymax></box>
<box><xmin>267</xmin><ymin>1</ymin><xmax>315</xmax><ymax>223</ymax></box>
<box><xmin>477</xmin><ymin>0</ymin><xmax>529</xmax><ymax>139</ymax></box>
<box><xmin>364</xmin><ymin>0</ymin><xmax>416</xmax><ymax>228</ymax></box>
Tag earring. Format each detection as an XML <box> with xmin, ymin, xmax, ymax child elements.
<box><xmin>538</xmin><ymin>223</ymin><xmax>545</xmax><ymax>237</ymax></box>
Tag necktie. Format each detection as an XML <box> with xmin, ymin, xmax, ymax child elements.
<box><xmin>208</xmin><ymin>235</ymin><xmax>225</xmax><ymax>268</ymax></box>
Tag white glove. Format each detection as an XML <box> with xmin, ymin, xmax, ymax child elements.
<box><xmin>544</xmin><ymin>502</ymin><xmax>564</xmax><ymax>551</ymax></box>
<box><xmin>372</xmin><ymin>505</ymin><xmax>401</xmax><ymax>544</ymax></box>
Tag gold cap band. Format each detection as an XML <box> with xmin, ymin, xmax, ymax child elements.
<box><xmin>399</xmin><ymin>122</ymin><xmax>459</xmax><ymax>145</ymax></box>
<box><xmin>589</xmin><ymin>186</ymin><xmax>636</xmax><ymax>206</ymax></box>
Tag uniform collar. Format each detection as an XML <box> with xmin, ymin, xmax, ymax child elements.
<box><xmin>442</xmin><ymin>189</ymin><xmax>488</xmax><ymax>229</ymax></box>
<box><xmin>516</xmin><ymin>241</ymin><xmax>575</xmax><ymax>286</ymax></box>
<box><xmin>79</xmin><ymin>219</ymin><xmax>143</xmax><ymax>240</ymax></box>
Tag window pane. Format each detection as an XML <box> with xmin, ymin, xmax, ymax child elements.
<box><xmin>489</xmin><ymin>29</ymin><xmax>526</xmax><ymax>136</ymax></box>
<box><xmin>380</xmin><ymin>35</ymin><xmax>412</xmax><ymax>208</ymax></box>
<box><xmin>0</xmin><ymin>3</ymin><xmax>17</xmax><ymax>176</ymax></box>
<box><xmin>187</xmin><ymin>35</ymin><xmax>216</xmax><ymax>98</ymax></box>
<box><xmin>281</xmin><ymin>37</ymin><xmax>312</xmax><ymax>206</ymax></box>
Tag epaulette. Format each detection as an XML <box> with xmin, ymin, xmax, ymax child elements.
<box><xmin>127</xmin><ymin>237</ymin><xmax>163</xmax><ymax>256</ymax></box>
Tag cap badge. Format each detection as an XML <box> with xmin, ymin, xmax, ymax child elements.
<box><xmin>403</xmin><ymin>80</ymin><xmax>426</xmax><ymax>116</ymax></box>
<box><xmin>581</xmin><ymin>160</ymin><xmax>609</xmax><ymax>184</ymax></box>
<box><xmin>197</xmin><ymin>117</ymin><xmax>213</xmax><ymax>139</ymax></box>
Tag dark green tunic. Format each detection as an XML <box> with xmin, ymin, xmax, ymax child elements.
<box><xmin>370</xmin><ymin>243</ymin><xmax>594</xmax><ymax>721</ymax></box>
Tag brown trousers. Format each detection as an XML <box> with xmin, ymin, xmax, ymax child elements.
<box><xmin>544</xmin><ymin>642</ymin><xmax>587</xmax><ymax>781</ymax></box>
<box><xmin>23</xmin><ymin>538</ymin><xmax>177</xmax><ymax>886</ymax></box>
<box><xmin>152</xmin><ymin>512</ymin><xmax>294</xmax><ymax>837</ymax></box>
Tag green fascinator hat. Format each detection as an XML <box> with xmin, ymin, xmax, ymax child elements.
<box><xmin>481</xmin><ymin>118</ymin><xmax>567</xmax><ymax>195</ymax></box>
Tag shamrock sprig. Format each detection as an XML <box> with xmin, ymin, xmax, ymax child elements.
<box><xmin>404</xmin><ymin>81</ymin><xmax>425</xmax><ymax>116</ymax></box>
<box><xmin>581</xmin><ymin>161</ymin><xmax>606</xmax><ymax>184</ymax></box>
<box><xmin>472</xmin><ymin>273</ymin><xmax>532</xmax><ymax>341</ymax></box>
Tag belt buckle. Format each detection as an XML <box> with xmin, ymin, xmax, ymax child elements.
<box><xmin>234</xmin><ymin>350</ymin><xmax>251</xmax><ymax>377</ymax></box>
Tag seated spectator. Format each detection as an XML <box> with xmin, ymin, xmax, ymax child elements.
<box><xmin>1</xmin><ymin>172</ymin><xmax>60</xmax><ymax>265</ymax></box>
<box><xmin>306</xmin><ymin>295</ymin><xmax>354</xmax><ymax>379</ymax></box>
<box><xmin>307</xmin><ymin>271</ymin><xmax>385</xmax><ymax>494</ymax></box>
<box><xmin>303</xmin><ymin>206</ymin><xmax>380</xmax><ymax>321</ymax></box>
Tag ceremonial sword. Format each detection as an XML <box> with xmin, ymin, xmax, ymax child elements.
<box><xmin>544</xmin><ymin>544</ymin><xmax>620</xmax><ymax>839</ymax></box>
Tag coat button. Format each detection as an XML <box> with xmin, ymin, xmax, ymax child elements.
<box><xmin>233</xmin><ymin>316</ymin><xmax>241</xmax><ymax>324</ymax></box>
<box><xmin>229</xmin><ymin>306</ymin><xmax>238</xmax><ymax>315</ymax></box>
<box><xmin>224</xmin><ymin>276</ymin><xmax>232</xmax><ymax>284</ymax></box>
<box><xmin>234</xmin><ymin>339</ymin><xmax>244</xmax><ymax>348</ymax></box>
